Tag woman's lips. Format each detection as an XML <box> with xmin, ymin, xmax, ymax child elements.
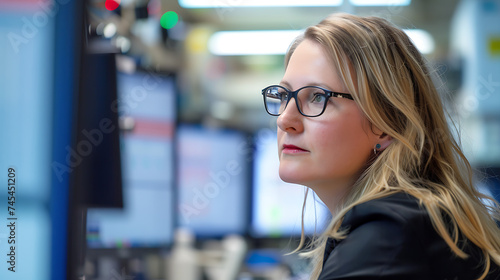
<box><xmin>282</xmin><ymin>144</ymin><xmax>309</xmax><ymax>154</ymax></box>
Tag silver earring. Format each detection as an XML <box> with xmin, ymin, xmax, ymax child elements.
<box><xmin>374</xmin><ymin>143</ymin><xmax>381</xmax><ymax>155</ymax></box>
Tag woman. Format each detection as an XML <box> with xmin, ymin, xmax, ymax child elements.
<box><xmin>261</xmin><ymin>13</ymin><xmax>500</xmax><ymax>279</ymax></box>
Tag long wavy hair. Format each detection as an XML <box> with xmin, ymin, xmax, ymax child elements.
<box><xmin>285</xmin><ymin>13</ymin><xmax>500</xmax><ymax>280</ymax></box>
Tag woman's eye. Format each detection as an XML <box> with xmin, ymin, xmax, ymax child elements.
<box><xmin>311</xmin><ymin>94</ymin><xmax>326</xmax><ymax>103</ymax></box>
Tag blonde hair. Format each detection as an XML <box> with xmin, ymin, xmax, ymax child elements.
<box><xmin>286</xmin><ymin>13</ymin><xmax>500</xmax><ymax>280</ymax></box>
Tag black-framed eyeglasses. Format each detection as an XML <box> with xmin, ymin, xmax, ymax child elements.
<box><xmin>261</xmin><ymin>85</ymin><xmax>354</xmax><ymax>117</ymax></box>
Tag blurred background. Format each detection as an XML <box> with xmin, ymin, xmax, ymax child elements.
<box><xmin>0</xmin><ymin>0</ymin><xmax>499</xmax><ymax>279</ymax></box>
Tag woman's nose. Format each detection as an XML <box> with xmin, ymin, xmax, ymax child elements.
<box><xmin>277</xmin><ymin>98</ymin><xmax>304</xmax><ymax>133</ymax></box>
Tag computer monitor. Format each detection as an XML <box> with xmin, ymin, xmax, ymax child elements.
<box><xmin>0</xmin><ymin>2</ymin><xmax>82</xmax><ymax>279</ymax></box>
<box><xmin>86</xmin><ymin>70</ymin><xmax>176</xmax><ymax>248</ymax></box>
<box><xmin>251</xmin><ymin>129</ymin><xmax>330</xmax><ymax>238</ymax></box>
<box><xmin>176</xmin><ymin>124</ymin><xmax>251</xmax><ymax>237</ymax></box>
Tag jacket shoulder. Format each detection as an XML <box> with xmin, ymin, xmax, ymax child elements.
<box><xmin>341</xmin><ymin>192</ymin><xmax>428</xmax><ymax>232</ymax></box>
<box><xmin>319</xmin><ymin>192</ymin><xmax>496</xmax><ymax>280</ymax></box>
<box><xmin>320</xmin><ymin>193</ymin><xmax>432</xmax><ymax>279</ymax></box>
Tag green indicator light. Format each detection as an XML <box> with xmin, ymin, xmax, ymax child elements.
<box><xmin>161</xmin><ymin>11</ymin><xmax>179</xmax><ymax>29</ymax></box>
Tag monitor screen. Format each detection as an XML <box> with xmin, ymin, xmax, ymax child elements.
<box><xmin>176</xmin><ymin>124</ymin><xmax>250</xmax><ymax>237</ymax></box>
<box><xmin>0</xmin><ymin>4</ymin><xmax>59</xmax><ymax>279</ymax></box>
<box><xmin>86</xmin><ymin>70</ymin><xmax>176</xmax><ymax>248</ymax></box>
<box><xmin>251</xmin><ymin>129</ymin><xmax>331</xmax><ymax>237</ymax></box>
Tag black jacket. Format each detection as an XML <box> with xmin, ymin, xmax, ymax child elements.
<box><xmin>319</xmin><ymin>192</ymin><xmax>500</xmax><ymax>280</ymax></box>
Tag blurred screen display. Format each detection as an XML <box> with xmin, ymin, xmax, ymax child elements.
<box><xmin>86</xmin><ymin>71</ymin><xmax>176</xmax><ymax>248</ymax></box>
<box><xmin>0</xmin><ymin>5</ymin><xmax>55</xmax><ymax>279</ymax></box>
<box><xmin>176</xmin><ymin>124</ymin><xmax>250</xmax><ymax>237</ymax></box>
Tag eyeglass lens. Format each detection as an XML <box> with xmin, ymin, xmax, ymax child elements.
<box><xmin>264</xmin><ymin>86</ymin><xmax>328</xmax><ymax>116</ymax></box>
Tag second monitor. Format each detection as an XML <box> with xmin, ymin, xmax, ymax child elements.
<box><xmin>176</xmin><ymin>124</ymin><xmax>251</xmax><ymax>238</ymax></box>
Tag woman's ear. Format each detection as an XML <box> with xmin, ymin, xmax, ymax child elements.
<box><xmin>371</xmin><ymin>124</ymin><xmax>393</xmax><ymax>151</ymax></box>
<box><xmin>377</xmin><ymin>132</ymin><xmax>393</xmax><ymax>150</ymax></box>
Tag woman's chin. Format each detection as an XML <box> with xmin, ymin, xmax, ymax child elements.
<box><xmin>278</xmin><ymin>168</ymin><xmax>308</xmax><ymax>186</ymax></box>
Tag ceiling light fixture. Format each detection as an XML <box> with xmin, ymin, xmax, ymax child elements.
<box><xmin>404</xmin><ymin>29</ymin><xmax>435</xmax><ymax>54</ymax></box>
<box><xmin>179</xmin><ymin>0</ymin><xmax>342</xmax><ymax>8</ymax></box>
<box><xmin>349</xmin><ymin>0</ymin><xmax>410</xmax><ymax>6</ymax></box>
<box><xmin>208</xmin><ymin>30</ymin><xmax>303</xmax><ymax>56</ymax></box>
<box><xmin>208</xmin><ymin>28</ymin><xmax>433</xmax><ymax>56</ymax></box>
